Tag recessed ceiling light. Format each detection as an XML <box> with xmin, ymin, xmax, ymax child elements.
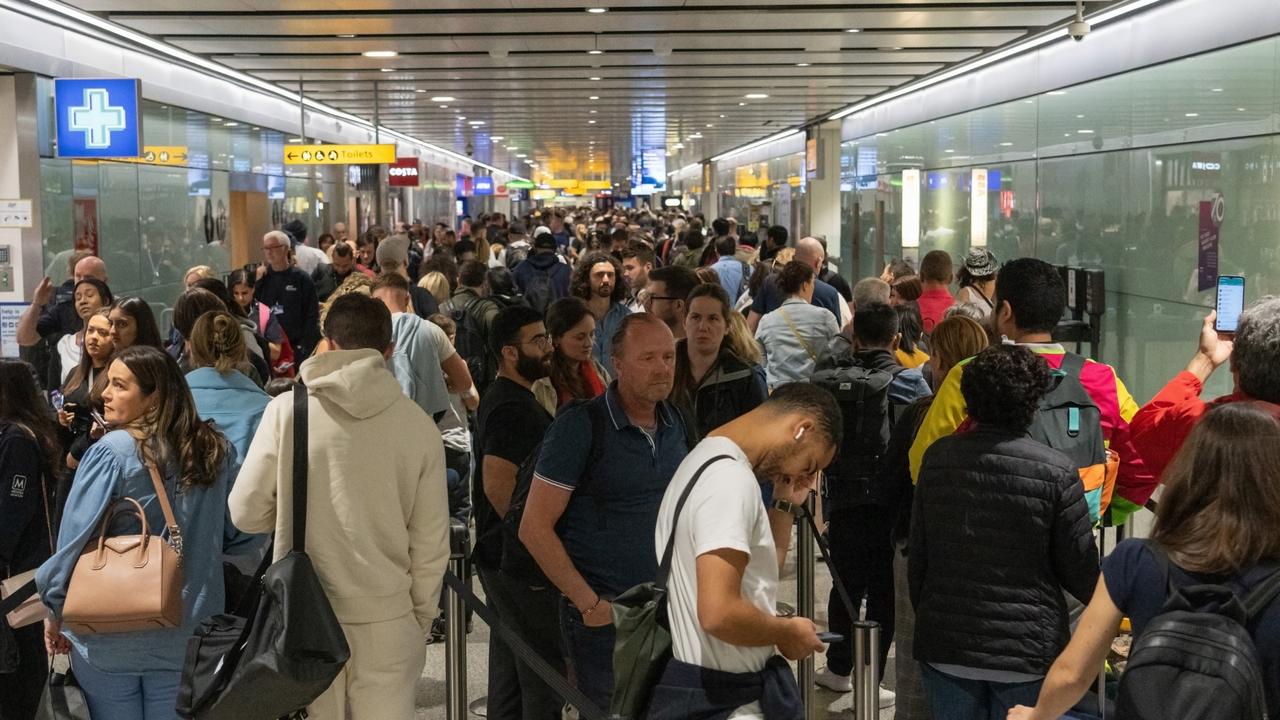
<box><xmin>590</xmin><ymin>76</ymin><xmax>602</xmax><ymax>81</ymax></box>
<box><xmin>431</xmin><ymin>96</ymin><xmax>455</xmax><ymax>102</ymax></box>
<box><xmin>457</xmin><ymin>116</ymin><xmax>466</xmax><ymax>120</ymax></box>
<box><xmin>796</xmin><ymin>62</ymin><xmax>810</xmax><ymax>67</ymax></box>
<box><xmin>1211</xmin><ymin>87</ymin><xmax>1224</xmax><ymax>92</ymax></box>
<box><xmin>1076</xmin><ymin>114</ymin><xmax>1085</xmax><ymax>119</ymax></box>
<box><xmin>439</xmin><ymin>105</ymin><xmax>449</xmax><ymax>109</ymax></box>
<box><xmin>516</xmin><ymin>153</ymin><xmax>527</xmax><ymax>158</ymax></box>
<box><xmin>589</xmin><ymin>109</ymin><xmax>598</xmax><ymax>114</ymax></box>
<box><xmin>706</xmin><ymin>123</ymin><xmax>714</xmax><ymax>128</ymax></box>
<box><xmin>589</xmin><ymin>96</ymin><xmax>600</xmax><ymax>100</ymax></box>
<box><xmin>491</xmin><ymin>136</ymin><xmax>504</xmax><ymax>140</ymax></box>
<box><xmin>380</xmin><ymin>68</ymin><xmax>395</xmax><ymax>73</ymax></box>
<box><xmin>587</xmin><ymin>49</ymin><xmax>603</xmax><ymax>55</ymax></box>
<box><xmin>738</xmin><ymin>102</ymin><xmax>747</xmax><ymax>106</ymax></box>
<box><xmin>588</xmin><ymin>120</ymin><xmax>597</xmax><ymax>124</ymax></box>
<box><xmin>337</xmin><ymin>34</ymin><xmax>357</xmax><ymax>38</ymax></box>
<box><xmin>1047</xmin><ymin>90</ymin><xmax>1067</xmax><ymax>96</ymax></box>
<box><xmin>719</xmin><ymin>114</ymin><xmax>725</xmax><ymax>118</ymax></box>
<box><xmin>999</xmin><ymin>142</ymin><xmax>1013</xmax><ymax>147</ymax></box>
<box><xmin>881</xmin><ymin>47</ymin><xmax>902</xmax><ymax>51</ymax></box>
<box><xmin>587</xmin><ymin>7</ymin><xmax>608</xmax><ymax>13</ymax></box>
<box><xmin>223</xmin><ymin>122</ymin><xmax>239</xmax><ymax>127</ymax></box>
<box><xmin>846</xmin><ymin>28</ymin><xmax>862</xmax><ymax>33</ymax></box>
<box><xmin>944</xmin><ymin>148</ymin><xmax>954</xmax><ymax>153</ymax></box>
<box><xmin>506</xmin><ymin>146</ymin><xmax>517</xmax><ymax>150</ymax></box>
<box><xmin>1077</xmin><ymin>129</ymin><xmax>1094</xmax><ymax>134</ymax></box>
<box><xmin>469</xmin><ymin>120</ymin><xmax>485</xmax><ymax>125</ymax></box>
<box><xmin>363</xmin><ymin>50</ymin><xmax>398</xmax><ymax>58</ymax></box>
<box><xmin>1185</xmin><ymin>112</ymin><xmax>1199</xmax><ymax>117</ymax></box>
<box><xmin>674</xmin><ymin>143</ymin><xmax>684</xmax><ymax>149</ymax></box>
<box><xmin>1237</xmin><ymin>107</ymin><xmax>1248</xmax><ymax>111</ymax></box>
<box><xmin>745</xmin><ymin>93</ymin><xmax>769</xmax><ymax>99</ymax></box>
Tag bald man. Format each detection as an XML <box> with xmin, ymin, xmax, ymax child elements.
<box><xmin>747</xmin><ymin>236</ymin><xmax>851</xmax><ymax>332</ymax></box>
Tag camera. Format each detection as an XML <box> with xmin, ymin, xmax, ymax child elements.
<box><xmin>1068</xmin><ymin>19</ymin><xmax>1091</xmax><ymax>41</ymax></box>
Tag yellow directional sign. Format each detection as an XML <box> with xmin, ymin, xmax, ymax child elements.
<box><xmin>284</xmin><ymin>144</ymin><xmax>396</xmax><ymax>165</ymax></box>
<box><xmin>110</xmin><ymin>146</ymin><xmax>190</xmax><ymax>166</ymax></box>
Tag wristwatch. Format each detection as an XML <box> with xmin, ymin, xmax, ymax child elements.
<box><xmin>770</xmin><ymin>498</ymin><xmax>804</xmax><ymax>517</ymax></box>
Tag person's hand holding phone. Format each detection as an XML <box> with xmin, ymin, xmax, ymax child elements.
<box><xmin>57</xmin><ymin>407</ymin><xmax>75</xmax><ymax>428</ymax></box>
<box><xmin>1187</xmin><ymin>311</ymin><xmax>1235</xmax><ymax>382</ymax></box>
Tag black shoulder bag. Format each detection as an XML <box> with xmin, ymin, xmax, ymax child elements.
<box><xmin>177</xmin><ymin>385</ymin><xmax>351</xmax><ymax>719</ymax></box>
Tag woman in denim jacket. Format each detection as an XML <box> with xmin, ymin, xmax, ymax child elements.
<box><xmin>36</xmin><ymin>346</ymin><xmax>256</xmax><ymax>720</ymax></box>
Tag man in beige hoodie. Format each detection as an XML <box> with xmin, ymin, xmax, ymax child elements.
<box><xmin>231</xmin><ymin>293</ymin><xmax>450</xmax><ymax>719</ymax></box>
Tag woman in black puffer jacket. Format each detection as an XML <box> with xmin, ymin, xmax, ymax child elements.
<box><xmin>909</xmin><ymin>345</ymin><xmax>1098</xmax><ymax>720</ymax></box>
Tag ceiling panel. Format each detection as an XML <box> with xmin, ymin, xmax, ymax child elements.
<box><xmin>49</xmin><ymin>0</ymin><xmax>1122</xmax><ymax>182</ymax></box>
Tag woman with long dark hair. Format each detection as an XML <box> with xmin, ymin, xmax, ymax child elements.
<box><xmin>0</xmin><ymin>361</ymin><xmax>60</xmax><ymax>719</ymax></box>
<box><xmin>53</xmin><ymin>278</ymin><xmax>113</xmax><ymax>387</ymax></box>
<box><xmin>894</xmin><ymin>302</ymin><xmax>930</xmax><ymax>370</ymax></box>
<box><xmin>36</xmin><ymin>346</ymin><xmax>254</xmax><ymax>720</ymax></box>
<box><xmin>57</xmin><ymin>308</ymin><xmax>114</xmax><ymax>471</ymax></box>
<box><xmin>107</xmin><ymin>297</ymin><xmax>164</xmax><ymax>351</ymax></box>
<box><xmin>531</xmin><ymin>297</ymin><xmax>611</xmax><ymax>414</ymax></box>
<box><xmin>1010</xmin><ymin>402</ymin><xmax>1280</xmax><ymax>720</ymax></box>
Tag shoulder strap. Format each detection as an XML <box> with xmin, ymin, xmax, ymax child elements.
<box><xmin>1143</xmin><ymin>540</ymin><xmax>1175</xmax><ymax>597</ymax></box>
<box><xmin>779</xmin><ymin>308</ymin><xmax>819</xmax><ymax>362</ymax></box>
<box><xmin>144</xmin><ymin>459</ymin><xmax>182</xmax><ymax>552</ymax></box>
<box><xmin>1243</xmin><ymin>566</ymin><xmax>1280</xmax><ymax>621</ymax></box>
<box><xmin>579</xmin><ymin>397</ymin><xmax>609</xmax><ymax>497</ymax></box>
<box><xmin>257</xmin><ymin>302</ymin><xmax>270</xmax><ymax>331</ymax></box>
<box><xmin>656</xmin><ymin>455</ymin><xmax>733</xmax><ymax>590</ymax></box>
<box><xmin>1058</xmin><ymin>351</ymin><xmax>1086</xmax><ymax>378</ymax></box>
<box><xmin>292</xmin><ymin>385</ymin><xmax>309</xmax><ymax>554</ymax></box>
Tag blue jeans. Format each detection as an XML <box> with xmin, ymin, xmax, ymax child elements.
<box><xmin>71</xmin><ymin>651</ymin><xmax>181</xmax><ymax>720</ymax></box>
<box><xmin>920</xmin><ymin>664</ymin><xmax>1043</xmax><ymax>720</ymax></box>
<box><xmin>557</xmin><ymin>595</ymin><xmax>616</xmax><ymax>714</ymax></box>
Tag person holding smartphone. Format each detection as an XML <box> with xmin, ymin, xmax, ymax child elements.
<box><xmin>56</xmin><ymin>308</ymin><xmax>115</xmax><ymax>472</ymax></box>
<box><xmin>646</xmin><ymin>383</ymin><xmax>840</xmax><ymax>719</ymax></box>
<box><xmin>1131</xmin><ymin>293</ymin><xmax>1280</xmax><ymax>481</ymax></box>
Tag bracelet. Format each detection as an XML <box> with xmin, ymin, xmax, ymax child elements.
<box><xmin>581</xmin><ymin>596</ymin><xmax>603</xmax><ymax>616</ymax></box>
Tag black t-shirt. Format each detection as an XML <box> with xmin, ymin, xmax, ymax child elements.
<box><xmin>821</xmin><ymin>265</ymin><xmax>853</xmax><ymax>303</ymax></box>
<box><xmin>472</xmin><ymin>376</ymin><xmax>552</xmax><ymax>569</ymax></box>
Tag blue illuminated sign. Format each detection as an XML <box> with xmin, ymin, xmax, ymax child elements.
<box><xmin>54</xmin><ymin>78</ymin><xmax>142</xmax><ymax>158</ymax></box>
<box><xmin>473</xmin><ymin>176</ymin><xmax>494</xmax><ymax>196</ymax></box>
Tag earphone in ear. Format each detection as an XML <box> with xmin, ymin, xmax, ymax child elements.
<box><xmin>794</xmin><ymin>427</ymin><xmax>806</xmax><ymax>441</ymax></box>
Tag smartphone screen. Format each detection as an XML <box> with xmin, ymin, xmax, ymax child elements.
<box><xmin>1215</xmin><ymin>275</ymin><xmax>1246</xmax><ymax>333</ymax></box>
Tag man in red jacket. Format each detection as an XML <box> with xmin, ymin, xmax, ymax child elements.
<box><xmin>1130</xmin><ymin>299</ymin><xmax>1280</xmax><ymax>482</ymax></box>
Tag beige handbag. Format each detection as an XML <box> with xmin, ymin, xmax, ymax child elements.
<box><xmin>0</xmin><ymin>450</ymin><xmax>55</xmax><ymax>628</ymax></box>
<box><xmin>61</xmin><ymin>460</ymin><xmax>184</xmax><ymax>634</ymax></box>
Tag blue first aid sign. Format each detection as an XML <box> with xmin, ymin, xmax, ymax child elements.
<box><xmin>54</xmin><ymin>78</ymin><xmax>142</xmax><ymax>158</ymax></box>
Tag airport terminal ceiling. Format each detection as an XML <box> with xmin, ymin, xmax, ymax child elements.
<box><xmin>59</xmin><ymin>0</ymin><xmax>1124</xmax><ymax>186</ymax></box>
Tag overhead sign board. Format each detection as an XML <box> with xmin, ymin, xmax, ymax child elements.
<box><xmin>0</xmin><ymin>200</ymin><xmax>33</xmax><ymax>228</ymax></box>
<box><xmin>284</xmin><ymin>144</ymin><xmax>396</xmax><ymax>165</ymax></box>
<box><xmin>506</xmin><ymin>180</ymin><xmax>536</xmax><ymax>190</ymax></box>
<box><xmin>54</xmin><ymin>78</ymin><xmax>142</xmax><ymax>159</ymax></box>
<box><xmin>473</xmin><ymin>177</ymin><xmax>495</xmax><ymax>196</ymax></box>
<box><xmin>388</xmin><ymin>157</ymin><xmax>421</xmax><ymax>187</ymax></box>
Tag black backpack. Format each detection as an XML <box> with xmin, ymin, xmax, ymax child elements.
<box><xmin>451</xmin><ymin>295</ymin><xmax>497</xmax><ymax>396</ymax></box>
<box><xmin>1026</xmin><ymin>352</ymin><xmax>1115</xmax><ymax>524</ymax></box>
<box><xmin>499</xmin><ymin>397</ymin><xmax>696</xmax><ymax>584</ymax></box>
<box><xmin>505</xmin><ymin>243</ymin><xmax>530</xmax><ymax>271</ymax></box>
<box><xmin>1116</xmin><ymin>542</ymin><xmax>1280</xmax><ymax>720</ymax></box>
<box><xmin>523</xmin><ymin>265</ymin><xmax>559</xmax><ymax>315</ymax></box>
<box><xmin>811</xmin><ymin>353</ymin><xmax>904</xmax><ymax>507</ymax></box>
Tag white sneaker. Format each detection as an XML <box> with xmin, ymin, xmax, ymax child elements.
<box><xmin>879</xmin><ymin>686</ymin><xmax>897</xmax><ymax>708</ymax></box>
<box><xmin>814</xmin><ymin>668</ymin><xmax>852</xmax><ymax>693</ymax></box>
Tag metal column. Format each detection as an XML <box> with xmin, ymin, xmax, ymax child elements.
<box><xmin>373</xmin><ymin>80</ymin><xmax>384</xmax><ymax>228</ymax></box>
<box><xmin>797</xmin><ymin>495</ymin><xmax>816</xmax><ymax>719</ymax></box>
<box><xmin>445</xmin><ymin>520</ymin><xmax>469</xmax><ymax>720</ymax></box>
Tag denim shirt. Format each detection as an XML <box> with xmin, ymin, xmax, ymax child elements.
<box><xmin>187</xmin><ymin>367</ymin><xmax>270</xmax><ymax>464</ymax></box>
<box><xmin>36</xmin><ymin>430</ymin><xmax>253</xmax><ymax>673</ymax></box>
<box><xmin>591</xmin><ymin>301</ymin><xmax>634</xmax><ymax>377</ymax></box>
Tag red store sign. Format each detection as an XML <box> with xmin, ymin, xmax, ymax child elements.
<box><xmin>388</xmin><ymin>157</ymin><xmax>421</xmax><ymax>187</ymax></box>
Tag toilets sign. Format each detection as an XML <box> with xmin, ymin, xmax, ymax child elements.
<box><xmin>54</xmin><ymin>78</ymin><xmax>142</xmax><ymax>159</ymax></box>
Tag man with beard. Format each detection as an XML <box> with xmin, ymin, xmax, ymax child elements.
<box><xmin>571</xmin><ymin>251</ymin><xmax>633</xmax><ymax>375</ymax></box>
<box><xmin>471</xmin><ymin>305</ymin><xmax>564</xmax><ymax>720</ymax></box>
<box><xmin>521</xmin><ymin>313</ymin><xmax>691</xmax><ymax>711</ymax></box>
<box><xmin>645</xmin><ymin>383</ymin><xmax>842</xmax><ymax>718</ymax></box>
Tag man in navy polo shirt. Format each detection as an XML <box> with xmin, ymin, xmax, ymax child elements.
<box><xmin>747</xmin><ymin>236</ymin><xmax>851</xmax><ymax>333</ymax></box>
<box><xmin>520</xmin><ymin>313</ymin><xmax>691</xmax><ymax>711</ymax></box>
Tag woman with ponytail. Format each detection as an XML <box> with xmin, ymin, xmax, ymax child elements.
<box><xmin>36</xmin><ymin>346</ymin><xmax>257</xmax><ymax>720</ymax></box>
<box><xmin>185</xmin><ymin>311</ymin><xmax>271</xmax><ymax>463</ymax></box>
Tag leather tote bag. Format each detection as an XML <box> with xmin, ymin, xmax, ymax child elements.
<box><xmin>60</xmin><ymin>460</ymin><xmax>183</xmax><ymax>634</ymax></box>
<box><xmin>176</xmin><ymin>384</ymin><xmax>350</xmax><ymax>720</ymax></box>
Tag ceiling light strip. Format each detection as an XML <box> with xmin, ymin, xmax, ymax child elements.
<box><xmin>710</xmin><ymin>130</ymin><xmax>801</xmax><ymax>163</ymax></box>
<box><xmin>1</xmin><ymin>0</ymin><xmax>528</xmax><ymax>181</ymax></box>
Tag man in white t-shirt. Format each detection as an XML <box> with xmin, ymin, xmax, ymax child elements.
<box><xmin>649</xmin><ymin>382</ymin><xmax>842</xmax><ymax>718</ymax></box>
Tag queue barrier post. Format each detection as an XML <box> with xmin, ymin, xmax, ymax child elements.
<box><xmin>851</xmin><ymin>621</ymin><xmax>881</xmax><ymax>720</ymax></box>
<box><xmin>445</xmin><ymin>519</ymin><xmax>469</xmax><ymax>720</ymax></box>
<box><xmin>796</xmin><ymin>495</ymin><xmax>817</xmax><ymax>719</ymax></box>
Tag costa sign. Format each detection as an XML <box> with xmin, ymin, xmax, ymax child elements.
<box><xmin>388</xmin><ymin>157</ymin><xmax>421</xmax><ymax>187</ymax></box>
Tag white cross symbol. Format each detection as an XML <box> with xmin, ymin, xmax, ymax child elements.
<box><xmin>68</xmin><ymin>88</ymin><xmax>128</xmax><ymax>149</ymax></box>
